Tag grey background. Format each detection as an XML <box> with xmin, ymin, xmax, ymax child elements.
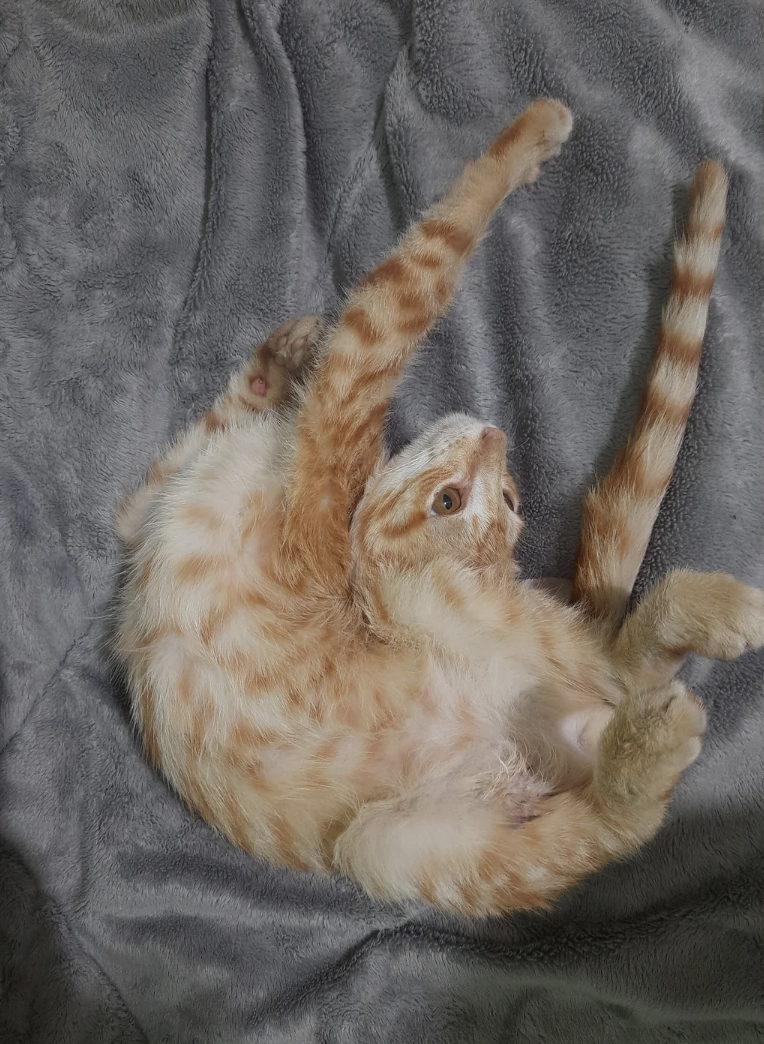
<box><xmin>1</xmin><ymin>0</ymin><xmax>763</xmax><ymax>1040</ymax></box>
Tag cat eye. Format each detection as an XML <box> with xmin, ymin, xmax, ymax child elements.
<box><xmin>432</xmin><ymin>487</ymin><xmax>463</xmax><ymax>516</ymax></box>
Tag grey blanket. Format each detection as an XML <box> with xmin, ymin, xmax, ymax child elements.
<box><xmin>1</xmin><ymin>1</ymin><xmax>763</xmax><ymax>1040</ymax></box>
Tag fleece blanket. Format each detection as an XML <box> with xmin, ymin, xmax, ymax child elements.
<box><xmin>1</xmin><ymin>1</ymin><xmax>763</xmax><ymax>1040</ymax></box>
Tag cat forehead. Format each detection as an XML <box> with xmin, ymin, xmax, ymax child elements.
<box><xmin>385</xmin><ymin>413</ymin><xmax>489</xmax><ymax>477</ymax></box>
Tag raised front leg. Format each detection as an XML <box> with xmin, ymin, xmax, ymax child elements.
<box><xmin>613</xmin><ymin>569</ymin><xmax>764</xmax><ymax>687</ymax></box>
<box><xmin>280</xmin><ymin>100</ymin><xmax>573</xmax><ymax>585</ymax></box>
<box><xmin>116</xmin><ymin>316</ymin><xmax>322</xmax><ymax>545</ymax></box>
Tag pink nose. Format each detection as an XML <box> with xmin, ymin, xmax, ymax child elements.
<box><xmin>480</xmin><ymin>426</ymin><xmax>508</xmax><ymax>451</ymax></box>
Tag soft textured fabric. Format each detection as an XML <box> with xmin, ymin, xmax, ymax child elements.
<box><xmin>1</xmin><ymin>1</ymin><xmax>763</xmax><ymax>1040</ymax></box>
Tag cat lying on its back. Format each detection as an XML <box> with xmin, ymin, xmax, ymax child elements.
<box><xmin>116</xmin><ymin>101</ymin><xmax>764</xmax><ymax>916</ymax></box>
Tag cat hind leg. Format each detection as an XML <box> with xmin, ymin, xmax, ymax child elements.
<box><xmin>614</xmin><ymin>570</ymin><xmax>764</xmax><ymax>686</ymax></box>
<box><xmin>333</xmin><ymin>683</ymin><xmax>702</xmax><ymax>918</ymax></box>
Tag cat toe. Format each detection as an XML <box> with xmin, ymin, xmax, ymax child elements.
<box><xmin>739</xmin><ymin>585</ymin><xmax>764</xmax><ymax>647</ymax></box>
<box><xmin>527</xmin><ymin>99</ymin><xmax>573</xmax><ymax>151</ymax></box>
<box><xmin>658</xmin><ymin>690</ymin><xmax>706</xmax><ymax>778</ymax></box>
<box><xmin>695</xmin><ymin>580</ymin><xmax>764</xmax><ymax>661</ymax></box>
<box><xmin>272</xmin><ymin>316</ymin><xmax>323</xmax><ymax>372</ymax></box>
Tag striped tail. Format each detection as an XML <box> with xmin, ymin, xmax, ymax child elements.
<box><xmin>571</xmin><ymin>161</ymin><xmax>728</xmax><ymax>629</ymax></box>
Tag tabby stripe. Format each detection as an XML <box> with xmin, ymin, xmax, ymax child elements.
<box><xmin>420</xmin><ymin>218</ymin><xmax>475</xmax><ymax>257</ymax></box>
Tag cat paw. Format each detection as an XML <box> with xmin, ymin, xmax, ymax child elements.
<box><xmin>246</xmin><ymin>316</ymin><xmax>323</xmax><ymax>404</ymax></box>
<box><xmin>266</xmin><ymin>315</ymin><xmax>323</xmax><ymax>374</ymax></box>
<box><xmin>599</xmin><ymin>685</ymin><xmax>706</xmax><ymax>804</ymax></box>
<box><xmin>494</xmin><ymin>100</ymin><xmax>572</xmax><ymax>186</ymax></box>
<box><xmin>715</xmin><ymin>582</ymin><xmax>764</xmax><ymax>659</ymax></box>
<box><xmin>682</xmin><ymin>575</ymin><xmax>764</xmax><ymax>662</ymax></box>
<box><xmin>525</xmin><ymin>99</ymin><xmax>573</xmax><ymax>157</ymax></box>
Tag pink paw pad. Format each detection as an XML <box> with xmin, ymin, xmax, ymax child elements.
<box><xmin>250</xmin><ymin>377</ymin><xmax>267</xmax><ymax>397</ymax></box>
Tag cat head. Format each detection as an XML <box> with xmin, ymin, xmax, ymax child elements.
<box><xmin>350</xmin><ymin>413</ymin><xmax>523</xmax><ymax>633</ymax></box>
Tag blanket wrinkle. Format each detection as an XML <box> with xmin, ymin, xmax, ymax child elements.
<box><xmin>0</xmin><ymin>839</ymin><xmax>149</xmax><ymax>1044</ymax></box>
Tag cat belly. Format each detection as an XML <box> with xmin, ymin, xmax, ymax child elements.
<box><xmin>124</xmin><ymin>613</ymin><xmax>553</xmax><ymax>868</ymax></box>
<box><xmin>118</xmin><ymin>415</ymin><xmax>606</xmax><ymax>867</ymax></box>
<box><xmin>125</xmin><ymin>416</ymin><xmax>292</xmax><ymax>631</ymax></box>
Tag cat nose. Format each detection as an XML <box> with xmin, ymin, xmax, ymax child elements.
<box><xmin>480</xmin><ymin>426</ymin><xmax>507</xmax><ymax>451</ymax></box>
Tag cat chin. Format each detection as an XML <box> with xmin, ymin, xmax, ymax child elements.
<box><xmin>523</xmin><ymin>577</ymin><xmax>573</xmax><ymax>604</ymax></box>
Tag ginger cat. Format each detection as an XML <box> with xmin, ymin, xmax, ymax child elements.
<box><xmin>115</xmin><ymin>101</ymin><xmax>764</xmax><ymax>917</ymax></box>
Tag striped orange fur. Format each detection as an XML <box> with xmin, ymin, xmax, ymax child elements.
<box><xmin>115</xmin><ymin>105</ymin><xmax>764</xmax><ymax>918</ymax></box>
<box><xmin>572</xmin><ymin>162</ymin><xmax>729</xmax><ymax>629</ymax></box>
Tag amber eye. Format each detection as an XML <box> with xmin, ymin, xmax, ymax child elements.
<box><xmin>432</xmin><ymin>487</ymin><xmax>462</xmax><ymax>516</ymax></box>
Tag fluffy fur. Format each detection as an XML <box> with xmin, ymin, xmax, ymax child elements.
<box><xmin>115</xmin><ymin>102</ymin><xmax>764</xmax><ymax>917</ymax></box>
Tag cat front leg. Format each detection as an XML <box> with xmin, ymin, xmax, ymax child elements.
<box><xmin>116</xmin><ymin>317</ymin><xmax>323</xmax><ymax>546</ymax></box>
<box><xmin>280</xmin><ymin>100</ymin><xmax>573</xmax><ymax>583</ymax></box>
<box><xmin>203</xmin><ymin>315</ymin><xmax>323</xmax><ymax>430</ymax></box>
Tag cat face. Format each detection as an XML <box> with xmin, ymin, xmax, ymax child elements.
<box><xmin>351</xmin><ymin>413</ymin><xmax>523</xmax><ymax>579</ymax></box>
